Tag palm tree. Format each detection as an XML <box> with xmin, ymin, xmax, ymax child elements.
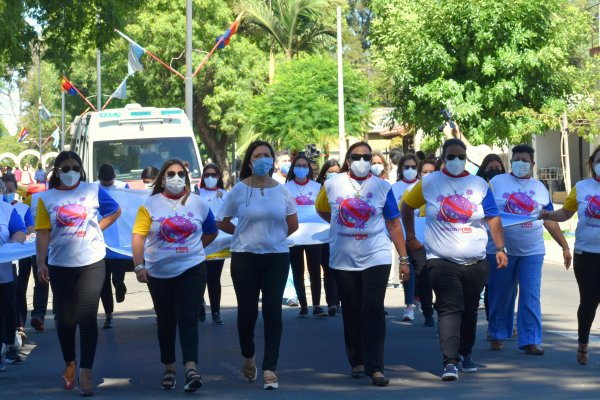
<box><xmin>236</xmin><ymin>0</ymin><xmax>339</xmax><ymax>81</ymax></box>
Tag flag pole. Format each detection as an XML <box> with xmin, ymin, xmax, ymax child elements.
<box><xmin>61</xmin><ymin>90</ymin><xmax>65</xmax><ymax>151</ymax></box>
<box><xmin>185</xmin><ymin>0</ymin><xmax>193</xmax><ymax>121</ymax></box>
<box><xmin>192</xmin><ymin>14</ymin><xmax>243</xmax><ymax>78</ymax></box>
<box><xmin>336</xmin><ymin>6</ymin><xmax>347</xmax><ymax>159</ymax></box>
<box><xmin>63</xmin><ymin>77</ymin><xmax>98</xmax><ymax>111</ymax></box>
<box><xmin>37</xmin><ymin>44</ymin><xmax>43</xmax><ymax>164</ymax></box>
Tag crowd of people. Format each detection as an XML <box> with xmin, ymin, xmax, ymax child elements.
<box><xmin>0</xmin><ymin>134</ymin><xmax>599</xmax><ymax>395</ymax></box>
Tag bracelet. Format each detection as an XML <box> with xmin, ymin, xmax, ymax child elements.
<box><xmin>134</xmin><ymin>264</ymin><xmax>145</xmax><ymax>273</ymax></box>
<box><xmin>399</xmin><ymin>256</ymin><xmax>410</xmax><ymax>264</ymax></box>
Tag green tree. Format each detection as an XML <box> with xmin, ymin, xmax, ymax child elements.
<box><xmin>0</xmin><ymin>0</ymin><xmax>36</xmax><ymax>78</ymax></box>
<box><xmin>369</xmin><ymin>0</ymin><xmax>590</xmax><ymax>145</ymax></box>
<box><xmin>247</xmin><ymin>53</ymin><xmax>371</xmax><ymax>149</ymax></box>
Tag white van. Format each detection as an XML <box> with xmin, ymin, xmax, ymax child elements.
<box><xmin>70</xmin><ymin>104</ymin><xmax>203</xmax><ymax>188</ymax></box>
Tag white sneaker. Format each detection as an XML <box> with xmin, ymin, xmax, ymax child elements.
<box><xmin>402</xmin><ymin>305</ymin><xmax>415</xmax><ymax>321</ymax></box>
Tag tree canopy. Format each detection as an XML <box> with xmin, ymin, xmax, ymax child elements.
<box><xmin>369</xmin><ymin>0</ymin><xmax>591</xmax><ymax>145</ymax></box>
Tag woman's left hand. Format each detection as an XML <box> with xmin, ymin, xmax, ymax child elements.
<box><xmin>400</xmin><ymin>263</ymin><xmax>410</xmax><ymax>282</ymax></box>
<box><xmin>496</xmin><ymin>252</ymin><xmax>508</xmax><ymax>269</ymax></box>
<box><xmin>563</xmin><ymin>248</ymin><xmax>572</xmax><ymax>270</ymax></box>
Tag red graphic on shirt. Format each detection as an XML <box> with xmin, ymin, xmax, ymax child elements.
<box><xmin>295</xmin><ymin>195</ymin><xmax>314</xmax><ymax>205</ymax></box>
<box><xmin>337</xmin><ymin>197</ymin><xmax>374</xmax><ymax>229</ymax></box>
<box><xmin>585</xmin><ymin>195</ymin><xmax>600</xmax><ymax>219</ymax></box>
<box><xmin>504</xmin><ymin>192</ymin><xmax>536</xmax><ymax>215</ymax></box>
<box><xmin>437</xmin><ymin>194</ymin><xmax>476</xmax><ymax>224</ymax></box>
<box><xmin>159</xmin><ymin>216</ymin><xmax>196</xmax><ymax>243</ymax></box>
<box><xmin>55</xmin><ymin>203</ymin><xmax>88</xmax><ymax>227</ymax></box>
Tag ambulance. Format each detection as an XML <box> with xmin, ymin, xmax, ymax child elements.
<box><xmin>70</xmin><ymin>104</ymin><xmax>203</xmax><ymax>188</ymax></box>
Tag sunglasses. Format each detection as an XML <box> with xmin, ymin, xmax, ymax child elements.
<box><xmin>446</xmin><ymin>154</ymin><xmax>467</xmax><ymax>161</ymax></box>
<box><xmin>166</xmin><ymin>171</ymin><xmax>186</xmax><ymax>178</ymax></box>
<box><xmin>203</xmin><ymin>173</ymin><xmax>218</xmax><ymax>178</ymax></box>
<box><xmin>348</xmin><ymin>154</ymin><xmax>372</xmax><ymax>162</ymax></box>
<box><xmin>403</xmin><ymin>165</ymin><xmax>417</xmax><ymax>170</ymax></box>
<box><xmin>59</xmin><ymin>165</ymin><xmax>82</xmax><ymax>173</ymax></box>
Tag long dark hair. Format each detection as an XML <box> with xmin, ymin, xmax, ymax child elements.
<box><xmin>49</xmin><ymin>151</ymin><xmax>86</xmax><ymax>189</ymax></box>
<box><xmin>396</xmin><ymin>153</ymin><xmax>419</xmax><ymax>181</ymax></box>
<box><xmin>418</xmin><ymin>158</ymin><xmax>437</xmax><ymax>177</ymax></box>
<box><xmin>316</xmin><ymin>159</ymin><xmax>341</xmax><ymax>185</ymax></box>
<box><xmin>200</xmin><ymin>163</ymin><xmax>224</xmax><ymax>189</ymax></box>
<box><xmin>340</xmin><ymin>141</ymin><xmax>372</xmax><ymax>173</ymax></box>
<box><xmin>240</xmin><ymin>141</ymin><xmax>275</xmax><ymax>180</ymax></box>
<box><xmin>286</xmin><ymin>155</ymin><xmax>314</xmax><ymax>182</ymax></box>
<box><xmin>152</xmin><ymin>159</ymin><xmax>191</xmax><ymax>205</ymax></box>
<box><xmin>476</xmin><ymin>154</ymin><xmax>506</xmax><ymax>180</ymax></box>
<box><xmin>589</xmin><ymin>145</ymin><xmax>600</xmax><ymax>178</ymax></box>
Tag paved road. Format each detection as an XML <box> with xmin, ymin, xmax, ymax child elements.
<box><xmin>1</xmin><ymin>247</ymin><xmax>599</xmax><ymax>399</ymax></box>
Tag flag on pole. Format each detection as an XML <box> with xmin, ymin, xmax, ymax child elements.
<box><xmin>112</xmin><ymin>75</ymin><xmax>129</xmax><ymax>100</ymax></box>
<box><xmin>51</xmin><ymin>128</ymin><xmax>60</xmax><ymax>149</ymax></box>
<box><xmin>61</xmin><ymin>77</ymin><xmax>77</xmax><ymax>95</ymax></box>
<box><xmin>40</xmin><ymin>104</ymin><xmax>52</xmax><ymax>121</ymax></box>
<box><xmin>216</xmin><ymin>19</ymin><xmax>240</xmax><ymax>49</ymax></box>
<box><xmin>17</xmin><ymin>127</ymin><xmax>29</xmax><ymax>142</ymax></box>
<box><xmin>115</xmin><ymin>30</ymin><xmax>146</xmax><ymax>74</ymax></box>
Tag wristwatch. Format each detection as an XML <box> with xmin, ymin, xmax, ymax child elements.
<box><xmin>496</xmin><ymin>246</ymin><xmax>507</xmax><ymax>254</ymax></box>
<box><xmin>134</xmin><ymin>264</ymin><xmax>145</xmax><ymax>273</ymax></box>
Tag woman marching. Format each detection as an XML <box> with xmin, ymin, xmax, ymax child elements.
<box><xmin>539</xmin><ymin>145</ymin><xmax>600</xmax><ymax>365</ymax></box>
<box><xmin>285</xmin><ymin>155</ymin><xmax>327</xmax><ymax>318</ymax></box>
<box><xmin>216</xmin><ymin>141</ymin><xmax>298</xmax><ymax>390</ymax></box>
<box><xmin>36</xmin><ymin>151</ymin><xmax>121</xmax><ymax>396</ymax></box>
<box><xmin>401</xmin><ymin>137</ymin><xmax>507</xmax><ymax>381</ymax></box>
<box><xmin>315</xmin><ymin>141</ymin><xmax>410</xmax><ymax>386</ymax></box>
<box><xmin>132</xmin><ymin>159</ymin><xmax>217</xmax><ymax>393</ymax></box>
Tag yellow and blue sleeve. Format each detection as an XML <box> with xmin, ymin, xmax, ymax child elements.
<box><xmin>315</xmin><ymin>186</ymin><xmax>331</xmax><ymax>213</ymax></box>
<box><xmin>563</xmin><ymin>187</ymin><xmax>578</xmax><ymax>212</ymax></box>
<box><xmin>403</xmin><ymin>180</ymin><xmax>426</xmax><ymax>209</ymax></box>
<box><xmin>35</xmin><ymin>198</ymin><xmax>51</xmax><ymax>230</ymax></box>
<box><xmin>132</xmin><ymin>206</ymin><xmax>152</xmax><ymax>236</ymax></box>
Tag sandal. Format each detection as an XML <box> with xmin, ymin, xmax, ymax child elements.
<box><xmin>63</xmin><ymin>361</ymin><xmax>77</xmax><ymax>390</ymax></box>
<box><xmin>161</xmin><ymin>370</ymin><xmax>176</xmax><ymax>390</ymax></box>
<box><xmin>184</xmin><ymin>369</ymin><xmax>203</xmax><ymax>393</ymax></box>
<box><xmin>524</xmin><ymin>344</ymin><xmax>544</xmax><ymax>355</ymax></box>
<box><xmin>242</xmin><ymin>357</ymin><xmax>257</xmax><ymax>382</ymax></box>
<box><xmin>351</xmin><ymin>365</ymin><xmax>365</xmax><ymax>379</ymax></box>
<box><xmin>263</xmin><ymin>370</ymin><xmax>278</xmax><ymax>390</ymax></box>
<box><xmin>577</xmin><ymin>343</ymin><xmax>589</xmax><ymax>365</ymax></box>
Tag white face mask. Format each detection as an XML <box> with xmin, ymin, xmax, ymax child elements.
<box><xmin>512</xmin><ymin>160</ymin><xmax>531</xmax><ymax>178</ymax></box>
<box><xmin>370</xmin><ymin>164</ymin><xmax>384</xmax><ymax>176</ymax></box>
<box><xmin>326</xmin><ymin>172</ymin><xmax>337</xmax><ymax>180</ymax></box>
<box><xmin>203</xmin><ymin>176</ymin><xmax>218</xmax><ymax>189</ymax></box>
<box><xmin>445</xmin><ymin>159</ymin><xmax>466</xmax><ymax>176</ymax></box>
<box><xmin>350</xmin><ymin>159</ymin><xmax>371</xmax><ymax>178</ymax></box>
<box><xmin>144</xmin><ymin>182</ymin><xmax>153</xmax><ymax>189</ymax></box>
<box><xmin>59</xmin><ymin>171</ymin><xmax>81</xmax><ymax>187</ymax></box>
<box><xmin>165</xmin><ymin>176</ymin><xmax>186</xmax><ymax>194</ymax></box>
<box><xmin>594</xmin><ymin>163</ymin><xmax>600</xmax><ymax>177</ymax></box>
<box><xmin>403</xmin><ymin>168</ymin><xmax>418</xmax><ymax>181</ymax></box>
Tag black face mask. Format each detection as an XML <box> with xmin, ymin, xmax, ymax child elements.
<box><xmin>485</xmin><ymin>169</ymin><xmax>502</xmax><ymax>181</ymax></box>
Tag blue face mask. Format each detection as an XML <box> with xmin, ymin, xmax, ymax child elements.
<box><xmin>294</xmin><ymin>166</ymin><xmax>309</xmax><ymax>179</ymax></box>
<box><xmin>253</xmin><ymin>157</ymin><xmax>274</xmax><ymax>176</ymax></box>
<box><xmin>280</xmin><ymin>161</ymin><xmax>291</xmax><ymax>175</ymax></box>
<box><xmin>4</xmin><ymin>193</ymin><xmax>15</xmax><ymax>203</ymax></box>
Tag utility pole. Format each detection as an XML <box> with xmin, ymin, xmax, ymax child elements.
<box><xmin>336</xmin><ymin>6</ymin><xmax>347</xmax><ymax>159</ymax></box>
<box><xmin>61</xmin><ymin>90</ymin><xmax>65</xmax><ymax>150</ymax></box>
<box><xmin>37</xmin><ymin>45</ymin><xmax>43</xmax><ymax>164</ymax></box>
<box><xmin>185</xmin><ymin>0</ymin><xmax>193</xmax><ymax>123</ymax></box>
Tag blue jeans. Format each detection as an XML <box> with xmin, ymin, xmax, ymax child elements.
<box><xmin>487</xmin><ymin>253</ymin><xmax>544</xmax><ymax>348</ymax></box>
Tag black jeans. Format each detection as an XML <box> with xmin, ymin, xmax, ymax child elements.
<box><xmin>0</xmin><ymin>280</ymin><xmax>17</xmax><ymax>346</ymax></box>
<box><xmin>204</xmin><ymin>259</ymin><xmax>225</xmax><ymax>314</ymax></box>
<box><xmin>573</xmin><ymin>251</ymin><xmax>600</xmax><ymax>344</ymax></box>
<box><xmin>290</xmin><ymin>244</ymin><xmax>323</xmax><ymax>308</ymax></box>
<box><xmin>230</xmin><ymin>252</ymin><xmax>289</xmax><ymax>371</ymax></box>
<box><xmin>428</xmin><ymin>258</ymin><xmax>488</xmax><ymax>366</ymax></box>
<box><xmin>147</xmin><ymin>264</ymin><xmax>206</xmax><ymax>365</ymax></box>
<box><xmin>16</xmin><ymin>256</ymin><xmax>49</xmax><ymax>326</ymax></box>
<box><xmin>408</xmin><ymin>247</ymin><xmax>434</xmax><ymax>317</ymax></box>
<box><xmin>100</xmin><ymin>258</ymin><xmax>129</xmax><ymax>314</ymax></box>
<box><xmin>334</xmin><ymin>265</ymin><xmax>390</xmax><ymax>376</ymax></box>
<box><xmin>49</xmin><ymin>260</ymin><xmax>105</xmax><ymax>369</ymax></box>
<box><xmin>320</xmin><ymin>244</ymin><xmax>339</xmax><ymax>307</ymax></box>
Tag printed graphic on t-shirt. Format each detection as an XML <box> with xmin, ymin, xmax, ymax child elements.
<box><xmin>336</xmin><ymin>193</ymin><xmax>376</xmax><ymax>230</ymax></box>
<box><xmin>157</xmin><ymin>213</ymin><xmax>197</xmax><ymax>244</ymax></box>
<box><xmin>504</xmin><ymin>190</ymin><xmax>538</xmax><ymax>215</ymax></box>
<box><xmin>296</xmin><ymin>193</ymin><xmax>315</xmax><ymax>205</ymax></box>
<box><xmin>585</xmin><ymin>195</ymin><xmax>600</xmax><ymax>219</ymax></box>
<box><xmin>54</xmin><ymin>200</ymin><xmax>88</xmax><ymax>228</ymax></box>
<box><xmin>436</xmin><ymin>191</ymin><xmax>477</xmax><ymax>224</ymax></box>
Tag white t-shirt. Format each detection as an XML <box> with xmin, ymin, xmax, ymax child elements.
<box><xmin>133</xmin><ymin>193</ymin><xmax>217</xmax><ymax>278</ymax></box>
<box><xmin>217</xmin><ymin>181</ymin><xmax>296</xmax><ymax>254</ymax></box>
<box><xmin>391</xmin><ymin>179</ymin><xmax>418</xmax><ymax>204</ymax></box>
<box><xmin>404</xmin><ymin>170</ymin><xmax>500</xmax><ymax>265</ymax></box>
<box><xmin>315</xmin><ymin>172</ymin><xmax>400</xmax><ymax>271</ymax></box>
<box><xmin>487</xmin><ymin>173</ymin><xmax>553</xmax><ymax>256</ymax></box>
<box><xmin>273</xmin><ymin>173</ymin><xmax>287</xmax><ymax>184</ymax></box>
<box><xmin>284</xmin><ymin>179</ymin><xmax>321</xmax><ymax>205</ymax></box>
<box><xmin>94</xmin><ymin>179</ymin><xmax>129</xmax><ymax>189</ymax></box>
<box><xmin>564</xmin><ymin>178</ymin><xmax>600</xmax><ymax>253</ymax></box>
<box><xmin>12</xmin><ymin>201</ymin><xmax>34</xmax><ymax>228</ymax></box>
<box><xmin>35</xmin><ymin>182</ymin><xmax>120</xmax><ymax>267</ymax></box>
<box><xmin>198</xmin><ymin>187</ymin><xmax>227</xmax><ymax>217</ymax></box>
<box><xmin>0</xmin><ymin>201</ymin><xmax>27</xmax><ymax>283</ymax></box>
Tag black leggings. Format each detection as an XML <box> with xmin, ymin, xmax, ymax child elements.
<box><xmin>230</xmin><ymin>252</ymin><xmax>289</xmax><ymax>371</ymax></box>
<box><xmin>16</xmin><ymin>256</ymin><xmax>50</xmax><ymax>326</ymax></box>
<box><xmin>204</xmin><ymin>259</ymin><xmax>225</xmax><ymax>314</ymax></box>
<box><xmin>49</xmin><ymin>261</ymin><xmax>105</xmax><ymax>369</ymax></box>
<box><xmin>0</xmin><ymin>280</ymin><xmax>17</xmax><ymax>346</ymax></box>
<box><xmin>100</xmin><ymin>258</ymin><xmax>129</xmax><ymax>314</ymax></box>
<box><xmin>320</xmin><ymin>244</ymin><xmax>339</xmax><ymax>307</ymax></box>
<box><xmin>147</xmin><ymin>264</ymin><xmax>206</xmax><ymax>365</ymax></box>
<box><xmin>573</xmin><ymin>251</ymin><xmax>600</xmax><ymax>344</ymax></box>
<box><xmin>290</xmin><ymin>245</ymin><xmax>323</xmax><ymax>308</ymax></box>
<box><xmin>408</xmin><ymin>247</ymin><xmax>434</xmax><ymax>317</ymax></box>
<box><xmin>334</xmin><ymin>265</ymin><xmax>390</xmax><ymax>376</ymax></box>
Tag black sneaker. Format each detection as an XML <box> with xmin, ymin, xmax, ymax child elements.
<box><xmin>312</xmin><ymin>306</ymin><xmax>328</xmax><ymax>318</ymax></box>
<box><xmin>297</xmin><ymin>307</ymin><xmax>308</xmax><ymax>318</ymax></box>
<box><xmin>198</xmin><ymin>305</ymin><xmax>206</xmax><ymax>322</ymax></box>
<box><xmin>212</xmin><ymin>312</ymin><xmax>224</xmax><ymax>325</ymax></box>
<box><xmin>327</xmin><ymin>305</ymin><xmax>338</xmax><ymax>317</ymax></box>
<box><xmin>115</xmin><ymin>281</ymin><xmax>127</xmax><ymax>303</ymax></box>
<box><xmin>5</xmin><ymin>348</ymin><xmax>22</xmax><ymax>364</ymax></box>
<box><xmin>441</xmin><ymin>364</ymin><xmax>458</xmax><ymax>381</ymax></box>
<box><xmin>184</xmin><ymin>369</ymin><xmax>203</xmax><ymax>392</ymax></box>
<box><xmin>103</xmin><ymin>317</ymin><xmax>113</xmax><ymax>329</ymax></box>
<box><xmin>459</xmin><ymin>355</ymin><xmax>477</xmax><ymax>373</ymax></box>
<box><xmin>424</xmin><ymin>315</ymin><xmax>435</xmax><ymax>327</ymax></box>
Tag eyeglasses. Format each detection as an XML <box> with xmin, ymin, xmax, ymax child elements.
<box><xmin>203</xmin><ymin>173</ymin><xmax>218</xmax><ymax>178</ymax></box>
<box><xmin>403</xmin><ymin>165</ymin><xmax>417</xmax><ymax>170</ymax></box>
<box><xmin>446</xmin><ymin>154</ymin><xmax>467</xmax><ymax>161</ymax></box>
<box><xmin>59</xmin><ymin>165</ymin><xmax>82</xmax><ymax>173</ymax></box>
<box><xmin>348</xmin><ymin>154</ymin><xmax>372</xmax><ymax>162</ymax></box>
<box><xmin>166</xmin><ymin>171</ymin><xmax>186</xmax><ymax>178</ymax></box>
